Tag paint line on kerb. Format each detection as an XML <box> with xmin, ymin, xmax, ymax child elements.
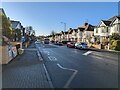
<box><xmin>37</xmin><ymin>50</ymin><xmax>43</xmax><ymax>61</ymax></box>
<box><xmin>43</xmin><ymin>64</ymin><xmax>54</xmax><ymax>88</ymax></box>
<box><xmin>83</xmin><ymin>51</ymin><xmax>93</xmax><ymax>56</ymax></box>
<box><xmin>57</xmin><ymin>63</ymin><xmax>78</xmax><ymax>88</ymax></box>
<box><xmin>36</xmin><ymin>44</ymin><xmax>53</xmax><ymax>88</ymax></box>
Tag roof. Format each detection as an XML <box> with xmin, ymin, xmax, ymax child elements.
<box><xmin>68</xmin><ymin>29</ymin><xmax>73</xmax><ymax>34</ymax></box>
<box><xmin>11</xmin><ymin>20</ymin><xmax>21</xmax><ymax>29</ymax></box>
<box><xmin>78</xmin><ymin>26</ymin><xmax>86</xmax><ymax>29</ymax></box>
<box><xmin>55</xmin><ymin>33</ymin><xmax>61</xmax><ymax>35</ymax></box>
<box><xmin>102</xmin><ymin>20</ymin><xmax>112</xmax><ymax>26</ymax></box>
<box><xmin>0</xmin><ymin>8</ymin><xmax>6</xmax><ymax>16</ymax></box>
<box><xmin>109</xmin><ymin>15</ymin><xmax>120</xmax><ymax>21</ymax></box>
<box><xmin>64</xmin><ymin>31</ymin><xmax>68</xmax><ymax>34</ymax></box>
<box><xmin>78</xmin><ymin>27</ymin><xmax>84</xmax><ymax>31</ymax></box>
<box><xmin>60</xmin><ymin>31</ymin><xmax>65</xmax><ymax>34</ymax></box>
<box><xmin>73</xmin><ymin>29</ymin><xmax>78</xmax><ymax>32</ymax></box>
<box><xmin>85</xmin><ymin>24</ymin><xmax>95</xmax><ymax>31</ymax></box>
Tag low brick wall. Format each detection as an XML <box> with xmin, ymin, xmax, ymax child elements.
<box><xmin>0</xmin><ymin>42</ymin><xmax>22</xmax><ymax>64</ymax></box>
<box><xmin>11</xmin><ymin>42</ymin><xmax>22</xmax><ymax>48</ymax></box>
<box><xmin>0</xmin><ymin>45</ymin><xmax>13</xmax><ymax>64</ymax></box>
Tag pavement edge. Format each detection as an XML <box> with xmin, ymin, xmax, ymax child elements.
<box><xmin>35</xmin><ymin>43</ymin><xmax>54</xmax><ymax>88</ymax></box>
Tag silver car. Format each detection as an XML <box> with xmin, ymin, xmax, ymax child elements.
<box><xmin>75</xmin><ymin>42</ymin><xmax>89</xmax><ymax>49</ymax></box>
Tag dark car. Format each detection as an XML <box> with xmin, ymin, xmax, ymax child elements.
<box><xmin>44</xmin><ymin>38</ymin><xmax>49</xmax><ymax>44</ymax></box>
<box><xmin>55</xmin><ymin>41</ymin><xmax>63</xmax><ymax>46</ymax></box>
<box><xmin>67</xmin><ymin>42</ymin><xmax>75</xmax><ymax>48</ymax></box>
<box><xmin>62</xmin><ymin>40</ymin><xmax>71</xmax><ymax>44</ymax></box>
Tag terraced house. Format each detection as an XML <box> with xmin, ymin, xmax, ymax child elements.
<box><xmin>68</xmin><ymin>23</ymin><xmax>95</xmax><ymax>43</ymax></box>
<box><xmin>11</xmin><ymin>20</ymin><xmax>23</xmax><ymax>41</ymax></box>
<box><xmin>48</xmin><ymin>15</ymin><xmax>120</xmax><ymax>45</ymax></box>
<box><xmin>94</xmin><ymin>15</ymin><xmax>120</xmax><ymax>45</ymax></box>
<box><xmin>54</xmin><ymin>33</ymin><xmax>61</xmax><ymax>42</ymax></box>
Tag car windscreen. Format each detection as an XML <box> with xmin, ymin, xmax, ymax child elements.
<box><xmin>81</xmin><ymin>43</ymin><xmax>87</xmax><ymax>45</ymax></box>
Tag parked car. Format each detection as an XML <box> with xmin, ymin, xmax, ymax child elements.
<box><xmin>35</xmin><ymin>39</ymin><xmax>40</xmax><ymax>44</ymax></box>
<box><xmin>67</xmin><ymin>42</ymin><xmax>75</xmax><ymax>48</ymax></box>
<box><xmin>54</xmin><ymin>41</ymin><xmax>63</xmax><ymax>46</ymax></box>
<box><xmin>75</xmin><ymin>42</ymin><xmax>89</xmax><ymax>49</ymax></box>
<box><xmin>62</xmin><ymin>40</ymin><xmax>71</xmax><ymax>44</ymax></box>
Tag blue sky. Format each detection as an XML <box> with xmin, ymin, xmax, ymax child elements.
<box><xmin>1</xmin><ymin>2</ymin><xmax>118</xmax><ymax>36</ymax></box>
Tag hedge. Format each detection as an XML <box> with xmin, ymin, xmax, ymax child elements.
<box><xmin>111</xmin><ymin>40</ymin><xmax>120</xmax><ymax>51</ymax></box>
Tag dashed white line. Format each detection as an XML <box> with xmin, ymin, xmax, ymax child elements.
<box><xmin>57</xmin><ymin>63</ymin><xmax>78</xmax><ymax>88</ymax></box>
<box><xmin>83</xmin><ymin>51</ymin><xmax>93</xmax><ymax>56</ymax></box>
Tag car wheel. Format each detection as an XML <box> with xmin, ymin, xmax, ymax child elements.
<box><xmin>79</xmin><ymin>47</ymin><xmax>82</xmax><ymax>50</ymax></box>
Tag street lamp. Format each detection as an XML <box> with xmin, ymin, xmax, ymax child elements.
<box><xmin>61</xmin><ymin>22</ymin><xmax>67</xmax><ymax>41</ymax></box>
<box><xmin>60</xmin><ymin>22</ymin><xmax>66</xmax><ymax>32</ymax></box>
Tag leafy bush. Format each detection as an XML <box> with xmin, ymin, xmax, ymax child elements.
<box><xmin>111</xmin><ymin>40</ymin><xmax>120</xmax><ymax>51</ymax></box>
<box><xmin>110</xmin><ymin>33</ymin><xmax>120</xmax><ymax>40</ymax></box>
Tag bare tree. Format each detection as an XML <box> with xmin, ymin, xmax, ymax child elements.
<box><xmin>51</xmin><ymin>30</ymin><xmax>56</xmax><ymax>41</ymax></box>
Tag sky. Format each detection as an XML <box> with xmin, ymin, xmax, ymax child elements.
<box><xmin>1</xmin><ymin>2</ymin><xmax>118</xmax><ymax>36</ymax></box>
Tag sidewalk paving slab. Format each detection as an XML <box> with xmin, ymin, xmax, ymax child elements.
<box><xmin>2</xmin><ymin>43</ymin><xmax>51</xmax><ymax>88</ymax></box>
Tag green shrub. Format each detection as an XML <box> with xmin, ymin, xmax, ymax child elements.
<box><xmin>110</xmin><ymin>33</ymin><xmax>120</xmax><ymax>40</ymax></box>
<box><xmin>111</xmin><ymin>40</ymin><xmax>120</xmax><ymax>51</ymax></box>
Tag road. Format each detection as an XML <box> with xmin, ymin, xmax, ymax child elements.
<box><xmin>36</xmin><ymin>43</ymin><xmax>118</xmax><ymax>88</ymax></box>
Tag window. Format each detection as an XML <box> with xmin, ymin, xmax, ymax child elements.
<box><xmin>106</xmin><ymin>27</ymin><xmax>108</xmax><ymax>33</ymax></box>
<box><xmin>101</xmin><ymin>27</ymin><xmax>105</xmax><ymax>33</ymax></box>
<box><xmin>96</xmin><ymin>28</ymin><xmax>98</xmax><ymax>33</ymax></box>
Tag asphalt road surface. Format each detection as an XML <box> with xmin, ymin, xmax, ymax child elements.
<box><xmin>36</xmin><ymin>43</ymin><xmax>118</xmax><ymax>88</ymax></box>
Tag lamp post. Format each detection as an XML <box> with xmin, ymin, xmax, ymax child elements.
<box><xmin>61</xmin><ymin>22</ymin><xmax>67</xmax><ymax>41</ymax></box>
<box><xmin>61</xmin><ymin>22</ymin><xmax>66</xmax><ymax>32</ymax></box>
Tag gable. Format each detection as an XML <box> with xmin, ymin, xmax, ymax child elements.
<box><xmin>98</xmin><ymin>21</ymin><xmax>106</xmax><ymax>27</ymax></box>
<box><xmin>85</xmin><ymin>24</ymin><xmax>94</xmax><ymax>31</ymax></box>
<box><xmin>16</xmin><ymin>23</ymin><xmax>21</xmax><ymax>29</ymax></box>
<box><xmin>110</xmin><ymin>17</ymin><xmax>120</xmax><ymax>25</ymax></box>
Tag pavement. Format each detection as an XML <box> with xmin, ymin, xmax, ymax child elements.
<box><xmin>88</xmin><ymin>47</ymin><xmax>120</xmax><ymax>61</ymax></box>
<box><xmin>2</xmin><ymin>42</ymin><xmax>52</xmax><ymax>88</ymax></box>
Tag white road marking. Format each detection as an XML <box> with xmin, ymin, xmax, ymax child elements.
<box><xmin>83</xmin><ymin>51</ymin><xmax>93</xmax><ymax>56</ymax></box>
<box><xmin>57</xmin><ymin>63</ymin><xmax>78</xmax><ymax>88</ymax></box>
<box><xmin>37</xmin><ymin>50</ymin><xmax>43</xmax><ymax>61</ymax></box>
<box><xmin>53</xmin><ymin>57</ymin><xmax>57</xmax><ymax>61</ymax></box>
<box><xmin>42</xmin><ymin>64</ymin><xmax>54</xmax><ymax>88</ymax></box>
<box><xmin>48</xmin><ymin>56</ymin><xmax>52</xmax><ymax>61</ymax></box>
<box><xmin>48</xmin><ymin>56</ymin><xmax>57</xmax><ymax>61</ymax></box>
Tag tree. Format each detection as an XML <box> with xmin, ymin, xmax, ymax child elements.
<box><xmin>2</xmin><ymin>15</ymin><xmax>12</xmax><ymax>39</ymax></box>
<box><xmin>51</xmin><ymin>30</ymin><xmax>56</xmax><ymax>41</ymax></box>
<box><xmin>0</xmin><ymin>13</ymin><xmax>13</xmax><ymax>45</ymax></box>
<box><xmin>12</xmin><ymin>28</ymin><xmax>22</xmax><ymax>41</ymax></box>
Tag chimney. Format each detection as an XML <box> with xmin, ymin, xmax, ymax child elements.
<box><xmin>84</xmin><ymin>23</ymin><xmax>88</xmax><ymax>26</ymax></box>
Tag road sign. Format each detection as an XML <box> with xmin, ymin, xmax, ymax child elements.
<box><xmin>21</xmin><ymin>36</ymin><xmax>25</xmax><ymax>43</ymax></box>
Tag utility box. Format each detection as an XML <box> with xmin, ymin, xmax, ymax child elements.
<box><xmin>18</xmin><ymin>48</ymin><xmax>24</xmax><ymax>55</ymax></box>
